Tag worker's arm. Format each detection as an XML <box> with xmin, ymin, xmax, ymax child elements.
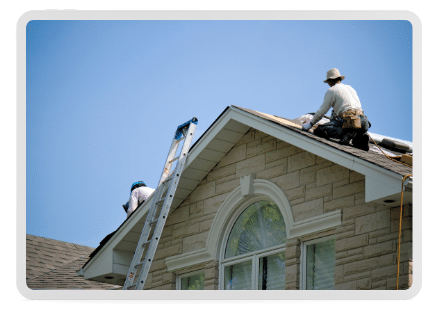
<box><xmin>310</xmin><ymin>89</ymin><xmax>334</xmax><ymax>126</ymax></box>
<box><xmin>127</xmin><ymin>191</ymin><xmax>138</xmax><ymax>216</ymax></box>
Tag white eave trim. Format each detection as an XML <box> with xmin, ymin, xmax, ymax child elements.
<box><xmin>81</xmin><ymin>193</ymin><xmax>155</xmax><ymax>272</ymax></box>
<box><xmin>82</xmin><ymin>108</ymin><xmax>236</xmax><ymax>273</ymax></box>
<box><xmin>76</xmin><ymin>268</ymin><xmax>84</xmax><ymax>277</ymax></box>
<box><xmin>183</xmin><ymin>107</ymin><xmax>244</xmax><ymax>169</ymax></box>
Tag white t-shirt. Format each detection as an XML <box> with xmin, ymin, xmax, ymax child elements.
<box><xmin>311</xmin><ymin>83</ymin><xmax>362</xmax><ymax>125</ymax></box>
<box><xmin>127</xmin><ymin>186</ymin><xmax>155</xmax><ymax>216</ymax></box>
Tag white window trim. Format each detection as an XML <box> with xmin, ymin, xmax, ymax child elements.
<box><xmin>176</xmin><ymin>270</ymin><xmax>205</xmax><ymax>290</ymax></box>
<box><xmin>165</xmin><ymin>177</ymin><xmax>341</xmax><ymax>273</ymax></box>
<box><xmin>300</xmin><ymin>236</ymin><xmax>335</xmax><ymax>290</ymax></box>
<box><xmin>207</xmin><ymin>179</ymin><xmax>294</xmax><ymax>262</ymax></box>
<box><xmin>218</xmin><ymin>194</ymin><xmax>281</xmax><ymax>258</ymax></box>
<box><xmin>218</xmin><ymin>196</ymin><xmax>286</xmax><ymax>290</ymax></box>
<box><xmin>220</xmin><ymin>245</ymin><xmax>286</xmax><ymax>290</ymax></box>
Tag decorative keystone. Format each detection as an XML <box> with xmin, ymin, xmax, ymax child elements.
<box><xmin>240</xmin><ymin>173</ymin><xmax>255</xmax><ymax>197</ymax></box>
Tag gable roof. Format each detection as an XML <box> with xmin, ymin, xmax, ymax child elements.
<box><xmin>81</xmin><ymin>105</ymin><xmax>413</xmax><ymax>283</ymax></box>
<box><xmin>26</xmin><ymin>234</ymin><xmax>119</xmax><ymax>290</ymax></box>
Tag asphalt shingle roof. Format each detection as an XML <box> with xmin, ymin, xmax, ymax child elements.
<box><xmin>26</xmin><ymin>234</ymin><xmax>119</xmax><ymax>290</ymax></box>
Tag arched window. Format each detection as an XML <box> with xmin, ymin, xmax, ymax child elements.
<box><xmin>220</xmin><ymin>199</ymin><xmax>286</xmax><ymax>290</ymax></box>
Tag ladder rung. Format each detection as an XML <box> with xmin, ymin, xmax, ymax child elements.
<box><xmin>156</xmin><ymin>198</ymin><xmax>166</xmax><ymax>205</ymax></box>
<box><xmin>126</xmin><ymin>284</ymin><xmax>136</xmax><ymax>289</ymax></box>
<box><xmin>162</xmin><ymin>176</ymin><xmax>173</xmax><ymax>184</ymax></box>
<box><xmin>141</xmin><ymin>239</ymin><xmax>152</xmax><ymax>248</ymax></box>
<box><xmin>134</xmin><ymin>262</ymin><xmax>143</xmax><ymax>269</ymax></box>
<box><xmin>149</xmin><ymin>218</ymin><xmax>159</xmax><ymax>225</ymax></box>
<box><xmin>169</xmin><ymin>156</ymin><xmax>179</xmax><ymax>164</ymax></box>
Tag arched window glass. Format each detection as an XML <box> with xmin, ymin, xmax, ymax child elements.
<box><xmin>225</xmin><ymin>200</ymin><xmax>286</xmax><ymax>259</ymax></box>
<box><xmin>221</xmin><ymin>200</ymin><xmax>286</xmax><ymax>290</ymax></box>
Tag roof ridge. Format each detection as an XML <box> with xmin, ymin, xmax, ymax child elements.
<box><xmin>26</xmin><ymin>234</ymin><xmax>95</xmax><ymax>250</ymax></box>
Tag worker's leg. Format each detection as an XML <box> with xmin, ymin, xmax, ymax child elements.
<box><xmin>313</xmin><ymin>119</ymin><xmax>344</xmax><ymax>140</ymax></box>
<box><xmin>122</xmin><ymin>201</ymin><xmax>129</xmax><ymax>213</ymax></box>
<box><xmin>352</xmin><ymin>116</ymin><xmax>371</xmax><ymax>151</ymax></box>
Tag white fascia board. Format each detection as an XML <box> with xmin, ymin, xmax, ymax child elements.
<box><xmin>82</xmin><ymin>248</ymin><xmax>114</xmax><ymax>280</ymax></box>
<box><xmin>183</xmin><ymin>108</ymin><xmax>246</xmax><ymax>170</ymax></box>
<box><xmin>82</xmin><ymin>195</ymin><xmax>154</xmax><ymax>276</ymax></box>
<box><xmin>82</xmin><ymin>108</ymin><xmax>236</xmax><ymax>277</ymax></box>
<box><xmin>365</xmin><ymin>176</ymin><xmax>402</xmax><ymax>202</ymax></box>
<box><xmin>228</xmin><ymin>108</ymin><xmax>405</xmax><ymax>198</ymax></box>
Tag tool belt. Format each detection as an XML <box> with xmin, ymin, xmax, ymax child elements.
<box><xmin>341</xmin><ymin>109</ymin><xmax>364</xmax><ymax>129</ymax></box>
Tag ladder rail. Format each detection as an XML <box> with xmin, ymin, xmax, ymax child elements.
<box><xmin>122</xmin><ymin>181</ymin><xmax>168</xmax><ymax>289</ymax></box>
<box><xmin>159</xmin><ymin>137</ymin><xmax>180</xmax><ymax>185</ymax></box>
<box><xmin>122</xmin><ymin>118</ymin><xmax>197</xmax><ymax>290</ymax></box>
<box><xmin>123</xmin><ymin>124</ymin><xmax>186</xmax><ymax>289</ymax></box>
<box><xmin>133</xmin><ymin>121</ymin><xmax>197</xmax><ymax>290</ymax></box>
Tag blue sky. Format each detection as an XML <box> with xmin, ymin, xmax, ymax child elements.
<box><xmin>26</xmin><ymin>20</ymin><xmax>413</xmax><ymax>248</ymax></box>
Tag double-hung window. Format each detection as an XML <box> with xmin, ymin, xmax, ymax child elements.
<box><xmin>220</xmin><ymin>200</ymin><xmax>286</xmax><ymax>290</ymax></box>
<box><xmin>301</xmin><ymin>238</ymin><xmax>336</xmax><ymax>290</ymax></box>
<box><xmin>177</xmin><ymin>271</ymin><xmax>205</xmax><ymax>290</ymax></box>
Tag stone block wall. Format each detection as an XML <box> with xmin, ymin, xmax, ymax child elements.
<box><xmin>333</xmin><ymin>202</ymin><xmax>412</xmax><ymax>290</ymax></box>
<box><xmin>144</xmin><ymin>128</ymin><xmax>412</xmax><ymax>290</ymax></box>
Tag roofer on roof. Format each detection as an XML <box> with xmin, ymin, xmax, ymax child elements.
<box><xmin>123</xmin><ymin>181</ymin><xmax>155</xmax><ymax>217</ymax></box>
<box><xmin>302</xmin><ymin>68</ymin><xmax>371</xmax><ymax>151</ymax></box>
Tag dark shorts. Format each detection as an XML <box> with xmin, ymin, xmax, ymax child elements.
<box><xmin>313</xmin><ymin>115</ymin><xmax>371</xmax><ymax>140</ymax></box>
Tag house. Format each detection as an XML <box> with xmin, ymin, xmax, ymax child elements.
<box><xmin>26</xmin><ymin>234</ymin><xmax>119</xmax><ymax>290</ymax></box>
<box><xmin>78</xmin><ymin>105</ymin><xmax>413</xmax><ymax>290</ymax></box>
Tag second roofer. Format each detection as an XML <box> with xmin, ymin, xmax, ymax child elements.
<box><xmin>123</xmin><ymin>181</ymin><xmax>155</xmax><ymax>217</ymax></box>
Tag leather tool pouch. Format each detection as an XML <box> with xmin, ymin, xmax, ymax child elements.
<box><xmin>342</xmin><ymin>109</ymin><xmax>362</xmax><ymax>129</ymax></box>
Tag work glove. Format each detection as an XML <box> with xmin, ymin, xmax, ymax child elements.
<box><xmin>302</xmin><ymin>123</ymin><xmax>312</xmax><ymax>131</ymax></box>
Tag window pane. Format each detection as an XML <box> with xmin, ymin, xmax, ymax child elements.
<box><xmin>180</xmin><ymin>272</ymin><xmax>205</xmax><ymax>290</ymax></box>
<box><xmin>224</xmin><ymin>260</ymin><xmax>252</xmax><ymax>290</ymax></box>
<box><xmin>306</xmin><ymin>239</ymin><xmax>335</xmax><ymax>290</ymax></box>
<box><xmin>258</xmin><ymin>252</ymin><xmax>285</xmax><ymax>290</ymax></box>
<box><xmin>225</xmin><ymin>200</ymin><xmax>286</xmax><ymax>258</ymax></box>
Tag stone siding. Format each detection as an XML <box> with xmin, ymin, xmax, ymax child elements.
<box><xmin>144</xmin><ymin>128</ymin><xmax>413</xmax><ymax>290</ymax></box>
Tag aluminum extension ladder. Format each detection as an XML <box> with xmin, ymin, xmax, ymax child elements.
<box><xmin>122</xmin><ymin>117</ymin><xmax>198</xmax><ymax>290</ymax></box>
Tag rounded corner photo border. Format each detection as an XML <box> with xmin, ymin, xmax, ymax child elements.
<box><xmin>18</xmin><ymin>10</ymin><xmax>420</xmax><ymax>300</ymax></box>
